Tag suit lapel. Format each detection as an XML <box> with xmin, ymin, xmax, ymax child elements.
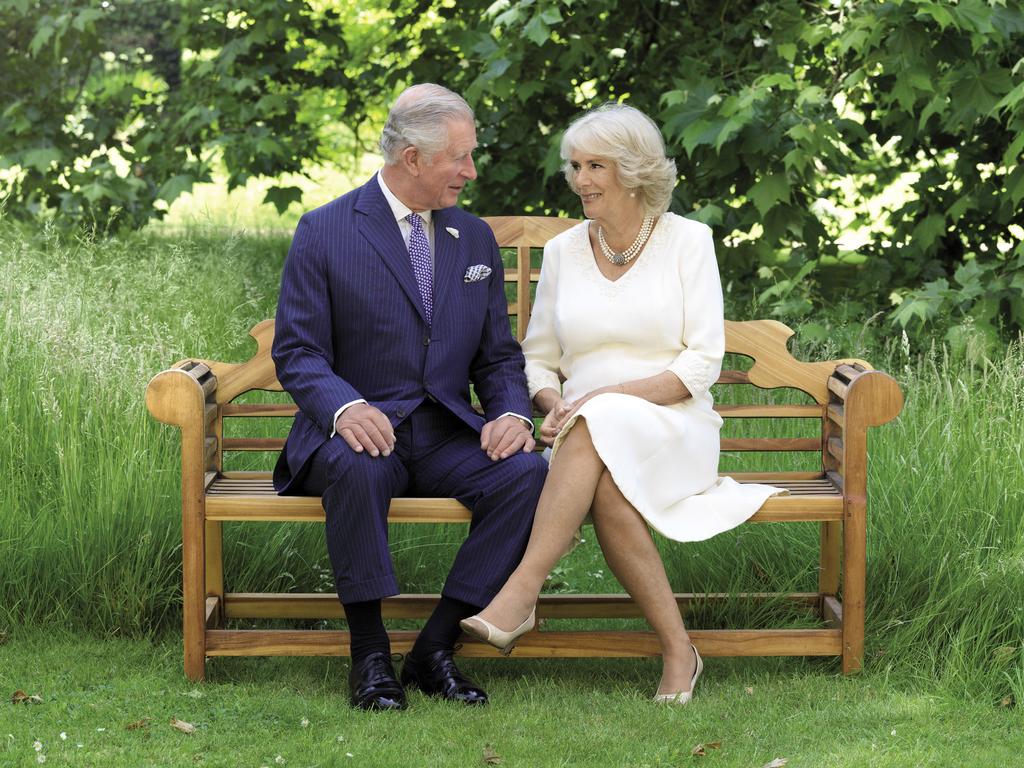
<box><xmin>431</xmin><ymin>208</ymin><xmax>464</xmax><ymax>323</ymax></box>
<box><xmin>355</xmin><ymin>176</ymin><xmax>429</xmax><ymax>324</ymax></box>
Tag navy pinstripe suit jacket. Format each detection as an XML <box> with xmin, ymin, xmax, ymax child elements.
<box><xmin>271</xmin><ymin>175</ymin><xmax>533</xmax><ymax>493</ymax></box>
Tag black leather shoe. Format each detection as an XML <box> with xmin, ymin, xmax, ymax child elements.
<box><xmin>401</xmin><ymin>649</ymin><xmax>488</xmax><ymax>705</ymax></box>
<box><xmin>348</xmin><ymin>652</ymin><xmax>407</xmax><ymax>711</ymax></box>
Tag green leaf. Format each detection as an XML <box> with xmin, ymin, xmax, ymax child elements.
<box><xmin>685</xmin><ymin>203</ymin><xmax>724</xmax><ymax>227</ymax></box>
<box><xmin>264</xmin><ymin>185</ymin><xmax>304</xmax><ymax>214</ymax></box>
<box><xmin>911</xmin><ymin>213</ymin><xmax>946</xmax><ymax>252</ymax></box>
<box><xmin>256</xmin><ymin>137</ymin><xmax>283</xmax><ymax>157</ymax></box>
<box><xmin>954</xmin><ymin>0</ymin><xmax>995</xmax><ymax>35</ymax></box>
<box><xmin>478</xmin><ymin>57</ymin><xmax>512</xmax><ymax>83</ymax></box>
<box><xmin>993</xmin><ymin>80</ymin><xmax>1024</xmax><ymax>113</ymax></box>
<box><xmin>28</xmin><ymin>23</ymin><xmax>54</xmax><ymax>57</ymax></box>
<box><xmin>156</xmin><ymin>174</ymin><xmax>195</xmax><ymax>204</ymax></box>
<box><xmin>72</xmin><ymin>8</ymin><xmax>103</xmax><ymax>31</ymax></box>
<box><xmin>539</xmin><ymin>8</ymin><xmax>563</xmax><ymax>25</ymax></box>
<box><xmin>916</xmin><ymin>3</ymin><xmax>956</xmax><ymax>30</ymax></box>
<box><xmin>747</xmin><ymin>173</ymin><xmax>790</xmax><ymax>217</ymax></box>
<box><xmin>777</xmin><ymin>42</ymin><xmax>796</xmax><ymax>62</ymax></box>
<box><xmin>1007</xmin><ymin>165</ymin><xmax>1024</xmax><ymax>207</ymax></box>
<box><xmin>1002</xmin><ymin>132</ymin><xmax>1024</xmax><ymax>169</ymax></box>
<box><xmin>522</xmin><ymin>15</ymin><xmax>550</xmax><ymax>46</ymax></box>
<box><xmin>947</xmin><ymin>195</ymin><xmax>973</xmax><ymax>223</ymax></box>
<box><xmin>21</xmin><ymin>147</ymin><xmax>62</xmax><ymax>171</ymax></box>
<box><xmin>79</xmin><ymin>181</ymin><xmax>110</xmax><ymax>204</ymax></box>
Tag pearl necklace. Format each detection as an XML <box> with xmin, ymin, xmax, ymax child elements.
<box><xmin>597</xmin><ymin>215</ymin><xmax>655</xmax><ymax>266</ymax></box>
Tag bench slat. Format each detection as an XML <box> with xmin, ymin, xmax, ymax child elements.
<box><xmin>205</xmin><ymin>628</ymin><xmax>842</xmax><ymax>658</ymax></box>
<box><xmin>204</xmin><ymin>477</ymin><xmax>842</xmax><ymax>522</ymax></box>
<box><xmin>222</xmin><ymin>591</ymin><xmax>823</xmax><ymax>620</ymax></box>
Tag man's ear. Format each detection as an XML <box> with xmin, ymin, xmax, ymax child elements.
<box><xmin>401</xmin><ymin>145</ymin><xmax>421</xmax><ymax>176</ymax></box>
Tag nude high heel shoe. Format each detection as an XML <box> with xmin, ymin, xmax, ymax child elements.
<box><xmin>460</xmin><ymin>608</ymin><xmax>536</xmax><ymax>656</ymax></box>
<box><xmin>653</xmin><ymin>645</ymin><xmax>703</xmax><ymax>705</ymax></box>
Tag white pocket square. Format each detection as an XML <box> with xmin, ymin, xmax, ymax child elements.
<box><xmin>445</xmin><ymin>226</ymin><xmax>460</xmax><ymax>239</ymax></box>
<box><xmin>464</xmin><ymin>264</ymin><xmax>492</xmax><ymax>282</ymax></box>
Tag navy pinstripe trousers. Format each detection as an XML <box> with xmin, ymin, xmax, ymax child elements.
<box><xmin>299</xmin><ymin>401</ymin><xmax>547</xmax><ymax>607</ymax></box>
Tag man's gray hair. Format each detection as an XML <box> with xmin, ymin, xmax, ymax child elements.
<box><xmin>380</xmin><ymin>84</ymin><xmax>475</xmax><ymax>165</ymax></box>
<box><xmin>561</xmin><ymin>103</ymin><xmax>678</xmax><ymax>216</ymax></box>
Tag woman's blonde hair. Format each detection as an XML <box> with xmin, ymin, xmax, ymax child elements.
<box><xmin>561</xmin><ymin>103</ymin><xmax>677</xmax><ymax>216</ymax></box>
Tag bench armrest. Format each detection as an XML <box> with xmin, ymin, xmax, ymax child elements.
<box><xmin>146</xmin><ymin>361</ymin><xmax>219</xmax><ymax>487</ymax></box>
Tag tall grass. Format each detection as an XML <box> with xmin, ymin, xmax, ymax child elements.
<box><xmin>1</xmin><ymin>219</ymin><xmax>1021</xmax><ymax>703</ymax></box>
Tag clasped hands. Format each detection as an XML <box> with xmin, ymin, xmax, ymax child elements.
<box><xmin>335</xmin><ymin>404</ymin><xmax>535</xmax><ymax>461</ymax></box>
<box><xmin>538</xmin><ymin>386</ymin><xmax>616</xmax><ymax>446</ymax></box>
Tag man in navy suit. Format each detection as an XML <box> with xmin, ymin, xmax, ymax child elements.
<box><xmin>272</xmin><ymin>84</ymin><xmax>547</xmax><ymax>710</ymax></box>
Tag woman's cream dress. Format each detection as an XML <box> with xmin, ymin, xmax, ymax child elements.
<box><xmin>523</xmin><ymin>213</ymin><xmax>782</xmax><ymax>542</ymax></box>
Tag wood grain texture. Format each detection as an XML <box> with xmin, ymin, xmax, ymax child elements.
<box><xmin>204</xmin><ymin>628</ymin><xmax>842</xmax><ymax>658</ymax></box>
<box><xmin>221</xmin><ymin>591</ymin><xmax>821</xmax><ymax>620</ymax></box>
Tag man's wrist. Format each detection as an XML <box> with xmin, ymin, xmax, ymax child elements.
<box><xmin>498</xmin><ymin>410</ymin><xmax>535</xmax><ymax>435</ymax></box>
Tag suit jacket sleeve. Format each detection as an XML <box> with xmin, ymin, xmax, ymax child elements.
<box><xmin>273</xmin><ymin>214</ymin><xmax>363</xmax><ymax>435</ymax></box>
<box><xmin>468</xmin><ymin>226</ymin><xmax>534</xmax><ymax>423</ymax></box>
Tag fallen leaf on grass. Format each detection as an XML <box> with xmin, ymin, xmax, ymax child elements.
<box><xmin>691</xmin><ymin>741</ymin><xmax>722</xmax><ymax>756</ymax></box>
<box><xmin>125</xmin><ymin>718</ymin><xmax>152</xmax><ymax>731</ymax></box>
<box><xmin>1000</xmin><ymin>695</ymin><xmax>1015</xmax><ymax>708</ymax></box>
<box><xmin>170</xmin><ymin>718</ymin><xmax>196</xmax><ymax>735</ymax></box>
<box><xmin>744</xmin><ymin>686</ymin><xmax>754</xmax><ymax>695</ymax></box>
<box><xmin>482</xmin><ymin>744</ymin><xmax>502</xmax><ymax>765</ymax></box>
<box><xmin>11</xmin><ymin>690</ymin><xmax>43</xmax><ymax>705</ymax></box>
<box><xmin>0</xmin><ymin>630</ymin><xmax>8</xmax><ymax>645</ymax></box>
<box><xmin>761</xmin><ymin>759</ymin><xmax>788</xmax><ymax>768</ymax></box>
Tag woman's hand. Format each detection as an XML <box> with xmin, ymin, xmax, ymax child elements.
<box><xmin>538</xmin><ymin>397</ymin><xmax>573</xmax><ymax>446</ymax></box>
<box><xmin>539</xmin><ymin>386</ymin><xmax>624</xmax><ymax>444</ymax></box>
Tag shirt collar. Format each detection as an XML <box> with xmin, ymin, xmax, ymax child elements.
<box><xmin>377</xmin><ymin>170</ymin><xmax>432</xmax><ymax>228</ymax></box>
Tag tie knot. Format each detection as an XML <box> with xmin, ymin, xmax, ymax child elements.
<box><xmin>406</xmin><ymin>213</ymin><xmax>424</xmax><ymax>229</ymax></box>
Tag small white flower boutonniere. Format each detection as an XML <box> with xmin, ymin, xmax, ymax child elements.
<box><xmin>445</xmin><ymin>226</ymin><xmax>460</xmax><ymax>239</ymax></box>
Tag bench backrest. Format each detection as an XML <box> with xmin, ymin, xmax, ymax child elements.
<box><xmin>180</xmin><ymin>216</ymin><xmax>877</xmax><ymax>474</ymax></box>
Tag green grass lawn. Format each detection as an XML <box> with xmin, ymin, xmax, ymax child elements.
<box><xmin>3</xmin><ymin>632</ymin><xmax>1021</xmax><ymax>768</ymax></box>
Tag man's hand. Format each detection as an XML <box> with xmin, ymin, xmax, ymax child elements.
<box><xmin>335</xmin><ymin>403</ymin><xmax>395</xmax><ymax>457</ymax></box>
<box><xmin>480</xmin><ymin>414</ymin><xmax>536</xmax><ymax>461</ymax></box>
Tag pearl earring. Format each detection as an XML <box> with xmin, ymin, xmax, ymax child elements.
<box><xmin>629</xmin><ymin>191</ymin><xmax>636</xmax><ymax>198</ymax></box>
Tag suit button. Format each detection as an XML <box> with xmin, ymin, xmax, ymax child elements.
<box><xmin>423</xmin><ymin>335</ymin><xmax>431</xmax><ymax>346</ymax></box>
<box><xmin>397</xmin><ymin>409</ymin><xmax>406</xmax><ymax>418</ymax></box>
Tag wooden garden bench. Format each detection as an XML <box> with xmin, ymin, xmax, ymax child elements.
<box><xmin>146</xmin><ymin>215</ymin><xmax>903</xmax><ymax>682</ymax></box>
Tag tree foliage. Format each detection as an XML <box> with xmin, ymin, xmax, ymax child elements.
<box><xmin>0</xmin><ymin>0</ymin><xmax>372</xmax><ymax>227</ymax></box>
<box><xmin>2</xmin><ymin>0</ymin><xmax>1023</xmax><ymax>343</ymax></box>
<box><xmin>397</xmin><ymin>0</ymin><xmax>1024</xmax><ymax>344</ymax></box>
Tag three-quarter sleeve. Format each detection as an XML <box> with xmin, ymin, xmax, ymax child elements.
<box><xmin>665</xmin><ymin>224</ymin><xmax>725</xmax><ymax>400</ymax></box>
<box><xmin>521</xmin><ymin>239</ymin><xmax>564</xmax><ymax>400</ymax></box>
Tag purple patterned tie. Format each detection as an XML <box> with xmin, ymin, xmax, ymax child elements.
<box><xmin>405</xmin><ymin>212</ymin><xmax>433</xmax><ymax>324</ymax></box>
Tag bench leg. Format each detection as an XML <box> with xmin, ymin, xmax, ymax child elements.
<box><xmin>841</xmin><ymin>507</ymin><xmax>866</xmax><ymax>674</ymax></box>
<box><xmin>183</xmin><ymin>500</ymin><xmax>207</xmax><ymax>682</ymax></box>
<box><xmin>818</xmin><ymin>520</ymin><xmax>841</xmax><ymax>605</ymax></box>
<box><xmin>205</xmin><ymin>520</ymin><xmax>225</xmax><ymax>629</ymax></box>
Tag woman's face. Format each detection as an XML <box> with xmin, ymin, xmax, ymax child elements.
<box><xmin>568</xmin><ymin>150</ymin><xmax>635</xmax><ymax>222</ymax></box>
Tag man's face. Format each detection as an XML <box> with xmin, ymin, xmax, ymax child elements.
<box><xmin>410</xmin><ymin>118</ymin><xmax>478</xmax><ymax>210</ymax></box>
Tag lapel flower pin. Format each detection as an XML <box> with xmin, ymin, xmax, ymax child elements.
<box><xmin>445</xmin><ymin>226</ymin><xmax>460</xmax><ymax>239</ymax></box>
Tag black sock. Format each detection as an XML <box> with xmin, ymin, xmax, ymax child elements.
<box><xmin>342</xmin><ymin>599</ymin><xmax>390</xmax><ymax>662</ymax></box>
<box><xmin>410</xmin><ymin>596</ymin><xmax>478</xmax><ymax>659</ymax></box>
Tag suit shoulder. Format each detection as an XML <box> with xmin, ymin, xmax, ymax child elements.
<box><xmin>300</xmin><ymin>187</ymin><xmax>360</xmax><ymax>225</ymax></box>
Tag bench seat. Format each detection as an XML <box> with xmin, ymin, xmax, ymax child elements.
<box><xmin>204</xmin><ymin>473</ymin><xmax>845</xmax><ymax>523</ymax></box>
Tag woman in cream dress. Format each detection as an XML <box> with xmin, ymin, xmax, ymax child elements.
<box><xmin>461</xmin><ymin>104</ymin><xmax>781</xmax><ymax>703</ymax></box>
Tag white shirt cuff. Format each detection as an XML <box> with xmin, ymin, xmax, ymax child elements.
<box><xmin>330</xmin><ymin>399</ymin><xmax>368</xmax><ymax>438</ymax></box>
<box><xmin>499</xmin><ymin>411</ymin><xmax>535</xmax><ymax>434</ymax></box>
